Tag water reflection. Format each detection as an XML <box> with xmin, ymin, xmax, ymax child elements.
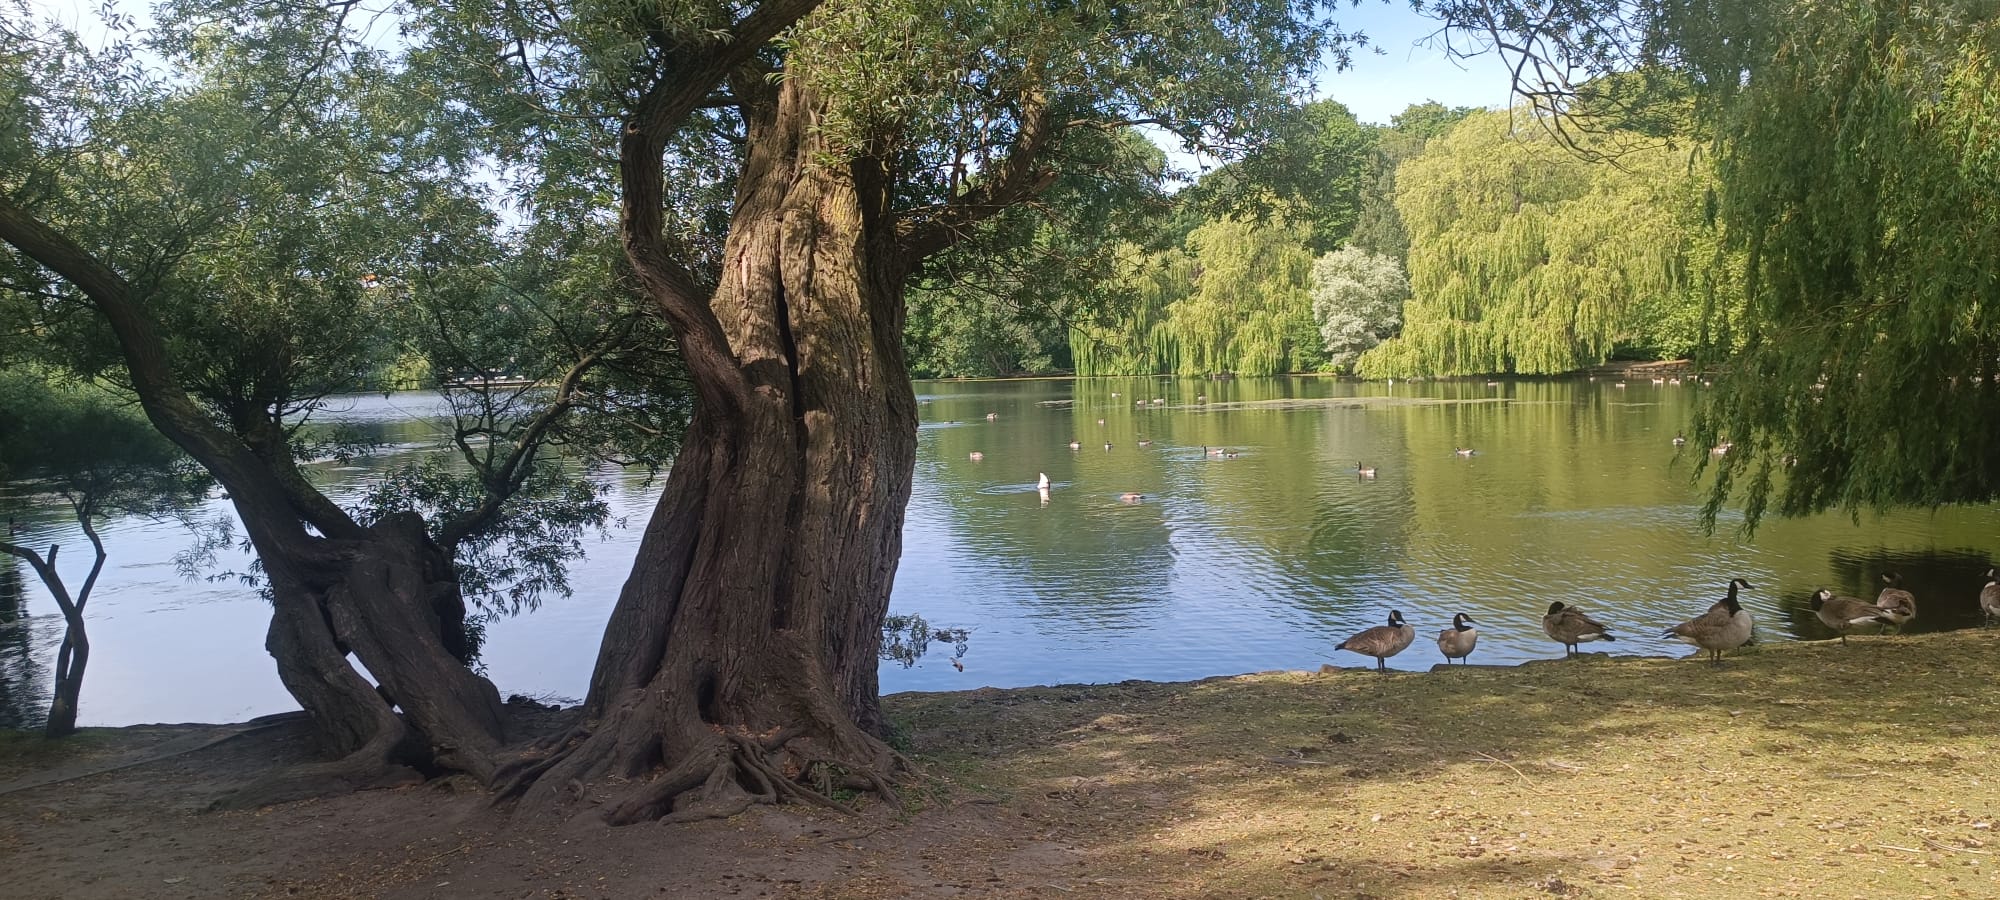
<box><xmin>1</xmin><ymin>379</ymin><xmax>1997</xmax><ymax>726</ymax></box>
<box><xmin>0</xmin><ymin>559</ymin><xmax>49</xmax><ymax>730</ymax></box>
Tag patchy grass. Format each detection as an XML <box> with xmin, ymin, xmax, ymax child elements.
<box><xmin>888</xmin><ymin>630</ymin><xmax>2000</xmax><ymax>898</ymax></box>
<box><xmin>1</xmin><ymin>633</ymin><xmax>1995</xmax><ymax>899</ymax></box>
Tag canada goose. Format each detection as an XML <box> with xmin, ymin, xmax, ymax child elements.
<box><xmin>1068</xmin><ymin>440</ymin><xmax>1081</xmax><ymax>450</ymax></box>
<box><xmin>1436</xmin><ymin>613</ymin><xmax>1479</xmax><ymax>664</ymax></box>
<box><xmin>1809</xmin><ymin>588</ymin><xmax>1890</xmax><ymax>644</ymax></box>
<box><xmin>1651</xmin><ymin>377</ymin><xmax>1666</xmax><ymax>385</ymax></box>
<box><xmin>1672</xmin><ymin>433</ymin><xmax>1687</xmax><ymax>446</ymax></box>
<box><xmin>1453</xmin><ymin>447</ymin><xmax>1475</xmax><ymax>457</ymax></box>
<box><xmin>1337</xmin><ymin>611</ymin><xmax>1415</xmax><ymax>672</ymax></box>
<box><xmin>1614</xmin><ymin>381</ymin><xmax>1627</xmax><ymax>388</ymax></box>
<box><xmin>1111</xmin><ymin>392</ymin><xmax>1120</xmax><ymax>398</ymax></box>
<box><xmin>1118</xmin><ymin>492</ymin><xmax>1144</xmax><ymax>503</ymax></box>
<box><xmin>1711</xmin><ymin>442</ymin><xmax>1733</xmax><ymax>455</ymax></box>
<box><xmin>1207</xmin><ymin>446</ymin><xmax>1226</xmax><ymax>457</ymax></box>
<box><xmin>1151</xmin><ymin>398</ymin><xmax>1166</xmax><ymax>405</ymax></box>
<box><xmin>1664</xmin><ymin>586</ymin><xmax>1754</xmax><ymax>666</ymax></box>
<box><xmin>1137</xmin><ymin>439</ymin><xmax>1153</xmax><ymax>447</ymax></box>
<box><xmin>1356</xmin><ymin>463</ymin><xmax>1378</xmax><ymax>478</ymax></box>
<box><xmin>985</xmin><ymin>412</ymin><xmax>998</xmax><ymax>420</ymax></box>
<box><xmin>1542</xmin><ymin>602</ymin><xmax>1617</xmax><ymax>658</ymax></box>
<box><xmin>1103</xmin><ymin>442</ymin><xmax>1112</xmax><ymax>451</ymax></box>
<box><xmin>968</xmin><ymin>451</ymin><xmax>984</xmax><ymax>461</ymax></box>
<box><xmin>1980</xmin><ymin>569</ymin><xmax>2000</xmax><ymax>625</ymax></box>
<box><xmin>1874</xmin><ymin>573</ymin><xmax>1916</xmax><ymax>632</ymax></box>
<box><xmin>1097</xmin><ymin>418</ymin><xmax>1106</xmax><ymax>425</ymax></box>
<box><xmin>1036</xmin><ymin>473</ymin><xmax>1050</xmax><ymax>490</ymax></box>
<box><xmin>1669</xmin><ymin>377</ymin><xmax>1681</xmax><ymax>385</ymax></box>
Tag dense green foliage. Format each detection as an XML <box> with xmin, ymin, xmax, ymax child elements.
<box><xmin>0</xmin><ymin>372</ymin><xmax>206</xmax><ymax>518</ymax></box>
<box><xmin>1359</xmin><ymin>108</ymin><xmax>1714</xmax><ymax>377</ymax></box>
<box><xmin>1436</xmin><ymin>0</ymin><xmax>2000</xmax><ymax>525</ymax></box>
<box><xmin>0</xmin><ymin>7</ymin><xmax>682</xmax><ymax>614</ymax></box>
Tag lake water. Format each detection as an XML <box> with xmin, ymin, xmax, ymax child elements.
<box><xmin>4</xmin><ymin>376</ymin><xmax>1997</xmax><ymax>728</ymax></box>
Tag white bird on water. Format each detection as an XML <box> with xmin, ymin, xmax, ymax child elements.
<box><xmin>1037</xmin><ymin>473</ymin><xmax>1050</xmax><ymax>490</ymax></box>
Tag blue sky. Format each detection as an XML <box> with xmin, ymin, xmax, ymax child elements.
<box><xmin>1314</xmin><ymin>2</ymin><xmax>1518</xmax><ymax>124</ymax></box>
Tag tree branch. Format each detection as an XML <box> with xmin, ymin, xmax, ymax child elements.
<box><xmin>619</xmin><ymin>0</ymin><xmax>824</xmax><ymax>416</ymax></box>
<box><xmin>897</xmin><ymin>90</ymin><xmax>1060</xmax><ymax>262</ymax></box>
<box><xmin>0</xmin><ymin>196</ymin><xmax>355</xmax><ymax>553</ymax></box>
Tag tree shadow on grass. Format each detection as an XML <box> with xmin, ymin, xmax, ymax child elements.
<box><xmin>889</xmin><ymin>629</ymin><xmax>2000</xmax><ymax>897</ymax></box>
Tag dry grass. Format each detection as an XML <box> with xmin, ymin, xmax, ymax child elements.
<box><xmin>888</xmin><ymin>630</ymin><xmax>2000</xmax><ymax>898</ymax></box>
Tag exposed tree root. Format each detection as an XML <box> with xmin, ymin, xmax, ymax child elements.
<box><xmin>208</xmin><ymin>725</ymin><xmax>422</xmax><ymax>811</ymax></box>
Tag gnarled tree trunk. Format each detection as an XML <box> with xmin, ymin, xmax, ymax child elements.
<box><xmin>504</xmin><ymin>77</ymin><xmax>917</xmax><ymax>824</ymax></box>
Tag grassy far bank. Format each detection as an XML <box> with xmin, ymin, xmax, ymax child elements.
<box><xmin>2</xmin><ymin>631</ymin><xmax>1997</xmax><ymax>899</ymax></box>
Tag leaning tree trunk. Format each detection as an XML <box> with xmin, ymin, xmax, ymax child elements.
<box><xmin>504</xmin><ymin>79</ymin><xmax>918</xmax><ymax>824</ymax></box>
<box><xmin>216</xmin><ymin>512</ymin><xmax>509</xmax><ymax>808</ymax></box>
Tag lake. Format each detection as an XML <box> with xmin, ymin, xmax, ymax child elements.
<box><xmin>3</xmin><ymin>376</ymin><xmax>1997</xmax><ymax>728</ymax></box>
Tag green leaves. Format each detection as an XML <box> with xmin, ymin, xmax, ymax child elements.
<box><xmin>1359</xmin><ymin>108</ymin><xmax>1713</xmax><ymax>377</ymax></box>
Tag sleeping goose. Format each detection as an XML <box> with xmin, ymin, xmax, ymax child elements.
<box><xmin>1665</xmin><ymin>580</ymin><xmax>1754</xmax><ymax>666</ymax></box>
<box><xmin>1874</xmin><ymin>572</ymin><xmax>1917</xmax><ymax>633</ymax></box>
<box><xmin>1436</xmin><ymin>613</ymin><xmax>1479</xmax><ymax>665</ymax></box>
<box><xmin>1542</xmin><ymin>602</ymin><xmax>1617</xmax><ymax>658</ymax></box>
<box><xmin>1981</xmin><ymin>569</ymin><xmax>2000</xmax><ymax>626</ymax></box>
<box><xmin>1809</xmin><ymin>588</ymin><xmax>1890</xmax><ymax>645</ymax></box>
<box><xmin>1336</xmin><ymin>611</ymin><xmax>1415</xmax><ymax>672</ymax></box>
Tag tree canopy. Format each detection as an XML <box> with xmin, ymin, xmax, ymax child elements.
<box><xmin>1358</xmin><ymin>107</ymin><xmax>1712</xmax><ymax>377</ymax></box>
<box><xmin>1435</xmin><ymin>0</ymin><xmax>2000</xmax><ymax>526</ymax></box>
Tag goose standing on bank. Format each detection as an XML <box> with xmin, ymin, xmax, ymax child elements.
<box><xmin>1542</xmin><ymin>602</ymin><xmax>1617</xmax><ymax>658</ymax></box>
<box><xmin>1665</xmin><ymin>579</ymin><xmax>1755</xmax><ymax>666</ymax></box>
<box><xmin>1981</xmin><ymin>569</ymin><xmax>2000</xmax><ymax>625</ymax></box>
<box><xmin>1336</xmin><ymin>611</ymin><xmax>1415</xmax><ymax>672</ymax></box>
<box><xmin>1874</xmin><ymin>572</ymin><xmax>1917</xmax><ymax>632</ymax></box>
<box><xmin>1436</xmin><ymin>613</ymin><xmax>1479</xmax><ymax>665</ymax></box>
<box><xmin>1809</xmin><ymin>588</ymin><xmax>1890</xmax><ymax>645</ymax></box>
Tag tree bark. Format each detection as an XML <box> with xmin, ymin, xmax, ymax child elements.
<box><xmin>503</xmin><ymin>78</ymin><xmax>918</xmax><ymax>823</ymax></box>
<box><xmin>0</xmin><ymin>197</ymin><xmax>504</xmax><ymax>796</ymax></box>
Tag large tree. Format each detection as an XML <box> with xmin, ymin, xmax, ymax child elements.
<box><xmin>1434</xmin><ymin>0</ymin><xmax>2000</xmax><ymax>526</ymax></box>
<box><xmin>398</xmin><ymin>0</ymin><xmax>1354</xmax><ymax>822</ymax></box>
<box><xmin>0</xmin><ymin>8</ymin><xmax>673</xmax><ymax>802</ymax></box>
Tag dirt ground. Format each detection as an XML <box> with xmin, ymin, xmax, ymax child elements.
<box><xmin>3</xmin><ymin>629</ymin><xmax>1997</xmax><ymax>899</ymax></box>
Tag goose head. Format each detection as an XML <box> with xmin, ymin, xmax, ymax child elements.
<box><xmin>1809</xmin><ymin>588</ymin><xmax>1833</xmax><ymax>610</ymax></box>
<box><xmin>1726</xmin><ymin>577</ymin><xmax>1755</xmax><ymax>598</ymax></box>
<box><xmin>1387</xmin><ymin>610</ymin><xmax>1407</xmax><ymax>627</ymax></box>
<box><xmin>1452</xmin><ymin>613</ymin><xmax>1477</xmax><ymax>631</ymax></box>
<box><xmin>1546</xmin><ymin>601</ymin><xmax>1567</xmax><ymax>616</ymax></box>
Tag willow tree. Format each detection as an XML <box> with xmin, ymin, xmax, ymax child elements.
<box><xmin>1436</xmin><ymin>0</ymin><xmax>2000</xmax><ymax>526</ymax></box>
<box><xmin>1164</xmin><ymin>215</ymin><xmax>1321</xmax><ymax>376</ymax></box>
<box><xmin>399</xmin><ymin>0</ymin><xmax>1352</xmax><ymax>821</ymax></box>
<box><xmin>0</xmin><ymin>9</ymin><xmax>672</xmax><ymax>801</ymax></box>
<box><xmin>1357</xmin><ymin>107</ymin><xmax>1710</xmax><ymax>377</ymax></box>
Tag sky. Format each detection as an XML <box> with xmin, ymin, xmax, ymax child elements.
<box><xmin>1313</xmin><ymin>2</ymin><xmax>1519</xmax><ymax>124</ymax></box>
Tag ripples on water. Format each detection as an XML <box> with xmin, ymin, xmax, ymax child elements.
<box><xmin>2</xmin><ymin>379</ymin><xmax>1996</xmax><ymax>726</ymax></box>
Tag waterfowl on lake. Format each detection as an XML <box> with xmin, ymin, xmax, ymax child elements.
<box><xmin>1614</xmin><ymin>381</ymin><xmax>1627</xmax><ymax>388</ymax></box>
<box><xmin>1356</xmin><ymin>463</ymin><xmax>1378</xmax><ymax>478</ymax></box>
<box><xmin>1672</xmin><ymin>433</ymin><xmax>1687</xmax><ymax>446</ymax></box>
<box><xmin>985</xmin><ymin>412</ymin><xmax>998</xmax><ymax>420</ymax></box>
<box><xmin>1711</xmin><ymin>442</ymin><xmax>1733</xmax><ymax>455</ymax></box>
<box><xmin>1981</xmin><ymin>569</ymin><xmax>2000</xmax><ymax>625</ymax></box>
<box><xmin>1337</xmin><ymin>610</ymin><xmax>1415</xmax><ymax>672</ymax></box>
<box><xmin>1037</xmin><ymin>473</ymin><xmax>1050</xmax><ymax>490</ymax></box>
<box><xmin>1874</xmin><ymin>573</ymin><xmax>1917</xmax><ymax>632</ymax></box>
<box><xmin>968</xmin><ymin>451</ymin><xmax>984</xmax><ymax>461</ymax></box>
<box><xmin>1453</xmin><ymin>447</ymin><xmax>1475</xmax><ymax>457</ymax></box>
<box><xmin>1137</xmin><ymin>439</ymin><xmax>1153</xmax><ymax>447</ymax></box>
<box><xmin>1665</xmin><ymin>585</ymin><xmax>1754</xmax><ymax>666</ymax></box>
<box><xmin>1436</xmin><ymin>613</ymin><xmax>1479</xmax><ymax>665</ymax></box>
<box><xmin>1119</xmin><ymin>492</ymin><xmax>1144</xmax><ymax>503</ymax></box>
<box><xmin>1104</xmin><ymin>442</ymin><xmax>1113</xmax><ymax>451</ymax></box>
<box><xmin>1810</xmin><ymin>588</ymin><xmax>1890</xmax><ymax>645</ymax></box>
<box><xmin>1542</xmin><ymin>602</ymin><xmax>1617</xmax><ymax>658</ymax></box>
<box><xmin>1097</xmin><ymin>418</ymin><xmax>1105</xmax><ymax>425</ymax></box>
<box><xmin>1068</xmin><ymin>440</ymin><xmax>1081</xmax><ymax>450</ymax></box>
